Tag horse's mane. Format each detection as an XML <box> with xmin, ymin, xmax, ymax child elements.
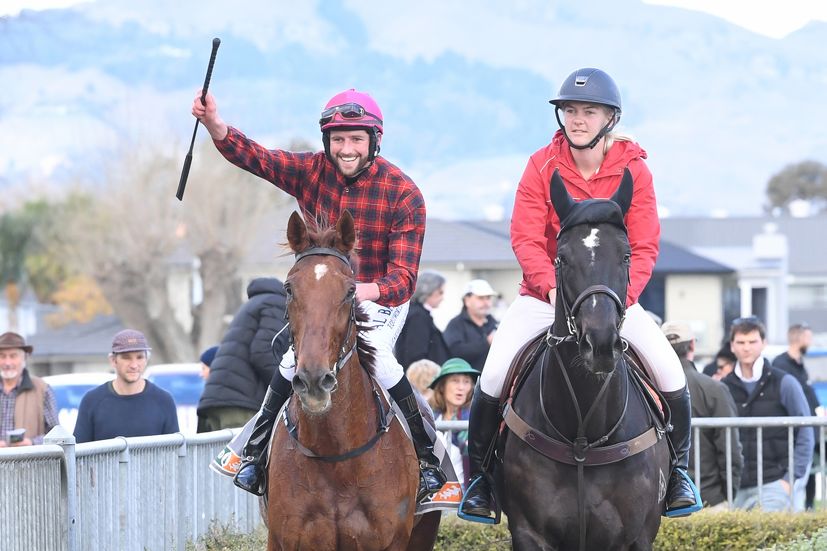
<box><xmin>288</xmin><ymin>214</ymin><xmax>376</xmax><ymax>375</ymax></box>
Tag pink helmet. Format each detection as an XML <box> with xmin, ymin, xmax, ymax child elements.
<box><xmin>319</xmin><ymin>89</ymin><xmax>384</xmax><ymax>135</ymax></box>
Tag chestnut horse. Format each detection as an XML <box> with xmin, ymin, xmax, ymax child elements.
<box><xmin>265</xmin><ymin>210</ymin><xmax>439</xmax><ymax>551</ymax></box>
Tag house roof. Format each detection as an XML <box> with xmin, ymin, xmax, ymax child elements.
<box><xmin>660</xmin><ymin>215</ymin><xmax>827</xmax><ymax>276</ymax></box>
<box><xmin>655</xmin><ymin>242</ymin><xmax>733</xmax><ymax>274</ymax></box>
<box><xmin>27</xmin><ymin>314</ymin><xmax>124</xmax><ymax>358</ymax></box>
<box><xmin>234</xmin><ymin>216</ymin><xmax>739</xmax><ymax>274</ymax></box>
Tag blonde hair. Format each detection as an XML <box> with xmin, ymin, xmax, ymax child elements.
<box><xmin>603</xmin><ymin>131</ymin><xmax>634</xmax><ymax>155</ymax></box>
<box><xmin>406</xmin><ymin>359</ymin><xmax>440</xmax><ymax>395</ymax></box>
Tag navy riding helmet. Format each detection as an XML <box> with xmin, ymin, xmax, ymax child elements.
<box><xmin>549</xmin><ymin>68</ymin><xmax>622</xmax><ymax>150</ymax></box>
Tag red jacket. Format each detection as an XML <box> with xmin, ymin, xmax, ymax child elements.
<box><xmin>511</xmin><ymin>130</ymin><xmax>659</xmax><ymax>306</ymax></box>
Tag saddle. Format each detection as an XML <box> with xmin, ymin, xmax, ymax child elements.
<box><xmin>494</xmin><ymin>331</ymin><xmax>669</xmax><ymax>466</ymax></box>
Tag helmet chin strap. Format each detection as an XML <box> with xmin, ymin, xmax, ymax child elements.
<box><xmin>554</xmin><ymin>106</ymin><xmax>620</xmax><ymax>151</ymax></box>
<box><xmin>322</xmin><ymin>128</ymin><xmax>382</xmax><ymax>178</ymax></box>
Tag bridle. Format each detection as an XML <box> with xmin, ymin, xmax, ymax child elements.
<box><xmin>285</xmin><ymin>246</ymin><xmax>359</xmax><ymax>380</ymax></box>
<box><xmin>279</xmin><ymin>245</ymin><xmax>394</xmax><ymax>463</ymax></box>
<box><xmin>553</xmin><ymin>254</ymin><xmax>628</xmax><ymax>342</ymax></box>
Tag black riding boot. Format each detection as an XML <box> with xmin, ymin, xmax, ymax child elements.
<box><xmin>460</xmin><ymin>384</ymin><xmax>501</xmax><ymax>520</ymax></box>
<box><xmin>388</xmin><ymin>378</ymin><xmax>447</xmax><ymax>503</ymax></box>
<box><xmin>233</xmin><ymin>373</ymin><xmax>292</xmax><ymax>496</ymax></box>
<box><xmin>664</xmin><ymin>386</ymin><xmax>698</xmax><ymax>514</ymax></box>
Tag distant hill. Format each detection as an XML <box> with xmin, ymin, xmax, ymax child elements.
<box><xmin>1</xmin><ymin>0</ymin><xmax>825</xmax><ymax>218</ymax></box>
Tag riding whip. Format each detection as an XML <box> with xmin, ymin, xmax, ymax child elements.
<box><xmin>176</xmin><ymin>37</ymin><xmax>221</xmax><ymax>201</ymax></box>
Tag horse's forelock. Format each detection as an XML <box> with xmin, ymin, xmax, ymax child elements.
<box><xmin>284</xmin><ymin>216</ymin><xmax>361</xmax><ymax>274</ymax></box>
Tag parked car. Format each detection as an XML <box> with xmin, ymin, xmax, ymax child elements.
<box><xmin>143</xmin><ymin>363</ymin><xmax>204</xmax><ymax>434</ymax></box>
<box><xmin>813</xmin><ymin>381</ymin><xmax>827</xmax><ymax>413</ymax></box>
<box><xmin>43</xmin><ymin>372</ymin><xmax>115</xmax><ymax>434</ymax></box>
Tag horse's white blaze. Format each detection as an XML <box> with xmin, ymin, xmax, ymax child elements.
<box><xmin>314</xmin><ymin>264</ymin><xmax>328</xmax><ymax>280</ymax></box>
<box><xmin>582</xmin><ymin>228</ymin><xmax>600</xmax><ymax>263</ymax></box>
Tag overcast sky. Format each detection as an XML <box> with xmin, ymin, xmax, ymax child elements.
<box><xmin>5</xmin><ymin>0</ymin><xmax>827</xmax><ymax>39</ymax></box>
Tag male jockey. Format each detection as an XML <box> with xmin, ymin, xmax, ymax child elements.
<box><xmin>192</xmin><ymin>88</ymin><xmax>446</xmax><ymax>502</ymax></box>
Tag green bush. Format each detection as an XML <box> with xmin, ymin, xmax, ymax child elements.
<box><xmin>190</xmin><ymin>511</ymin><xmax>827</xmax><ymax>550</ymax></box>
<box><xmin>762</xmin><ymin>525</ymin><xmax>827</xmax><ymax>550</ymax></box>
<box><xmin>655</xmin><ymin>511</ymin><xmax>827</xmax><ymax>551</ymax></box>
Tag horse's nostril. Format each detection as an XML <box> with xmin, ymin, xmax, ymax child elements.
<box><xmin>292</xmin><ymin>373</ymin><xmax>308</xmax><ymax>394</ymax></box>
<box><xmin>320</xmin><ymin>372</ymin><xmax>337</xmax><ymax>392</ymax></box>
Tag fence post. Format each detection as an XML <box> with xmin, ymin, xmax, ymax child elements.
<box><xmin>45</xmin><ymin>426</ymin><xmax>77</xmax><ymax>551</ymax></box>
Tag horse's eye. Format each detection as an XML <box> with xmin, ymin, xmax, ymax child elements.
<box><xmin>284</xmin><ymin>283</ymin><xmax>293</xmax><ymax>299</ymax></box>
<box><xmin>345</xmin><ymin>286</ymin><xmax>356</xmax><ymax>301</ymax></box>
<box><xmin>623</xmin><ymin>253</ymin><xmax>631</xmax><ymax>263</ymax></box>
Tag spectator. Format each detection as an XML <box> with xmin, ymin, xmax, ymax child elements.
<box><xmin>199</xmin><ymin>345</ymin><xmax>218</xmax><ymax>381</ymax></box>
<box><xmin>772</xmin><ymin>323</ymin><xmax>818</xmax><ymax>415</ymax></box>
<box><xmin>197</xmin><ymin>278</ymin><xmax>289</xmax><ymax>433</ymax></box>
<box><xmin>772</xmin><ymin>322</ymin><xmax>819</xmax><ymax>510</ymax></box>
<box><xmin>721</xmin><ymin>317</ymin><xmax>814</xmax><ymax>512</ymax></box>
<box><xmin>395</xmin><ymin>270</ymin><xmax>451</xmax><ymax>369</ymax></box>
<box><xmin>428</xmin><ymin>358</ymin><xmax>479</xmax><ymax>487</ymax></box>
<box><xmin>0</xmin><ymin>332</ymin><xmax>58</xmax><ymax>446</ymax></box>
<box><xmin>405</xmin><ymin>358</ymin><xmax>440</xmax><ymax>403</ymax></box>
<box><xmin>74</xmin><ymin>329</ymin><xmax>178</xmax><ymax>443</ymax></box>
<box><xmin>704</xmin><ymin>347</ymin><xmax>737</xmax><ymax>381</ymax></box>
<box><xmin>443</xmin><ymin>279</ymin><xmax>499</xmax><ymax>372</ymax></box>
<box><xmin>661</xmin><ymin>321</ymin><xmax>743</xmax><ymax>509</ymax></box>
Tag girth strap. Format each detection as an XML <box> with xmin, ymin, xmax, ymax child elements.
<box><xmin>503</xmin><ymin>403</ymin><xmax>660</xmax><ymax>466</ymax></box>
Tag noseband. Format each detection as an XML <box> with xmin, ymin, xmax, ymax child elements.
<box><xmin>284</xmin><ymin>246</ymin><xmax>359</xmax><ymax>380</ymax></box>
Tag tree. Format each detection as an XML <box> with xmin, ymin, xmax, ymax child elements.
<box><xmin>765</xmin><ymin>160</ymin><xmax>827</xmax><ymax>214</ymax></box>
<box><xmin>0</xmin><ymin>204</ymin><xmax>40</xmax><ymax>330</ymax></box>
<box><xmin>59</xmin><ymin>142</ymin><xmax>294</xmax><ymax>362</ymax></box>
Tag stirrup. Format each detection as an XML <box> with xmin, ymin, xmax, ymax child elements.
<box><xmin>664</xmin><ymin>469</ymin><xmax>703</xmax><ymax>518</ymax></box>
<box><xmin>233</xmin><ymin>460</ymin><xmax>266</xmax><ymax>497</ymax></box>
<box><xmin>457</xmin><ymin>475</ymin><xmax>501</xmax><ymax>525</ymax></box>
<box><xmin>417</xmin><ymin>461</ymin><xmax>447</xmax><ymax>503</ymax></box>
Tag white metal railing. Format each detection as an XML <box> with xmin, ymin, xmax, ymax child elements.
<box><xmin>0</xmin><ymin>426</ymin><xmax>261</xmax><ymax>551</ymax></box>
<box><xmin>2</xmin><ymin>416</ymin><xmax>825</xmax><ymax>551</ymax></box>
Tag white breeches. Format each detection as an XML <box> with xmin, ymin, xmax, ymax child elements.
<box><xmin>479</xmin><ymin>295</ymin><xmax>686</xmax><ymax>397</ymax></box>
<box><xmin>279</xmin><ymin>300</ymin><xmax>410</xmax><ymax>389</ymax></box>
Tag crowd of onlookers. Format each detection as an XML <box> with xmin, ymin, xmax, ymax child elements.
<box><xmin>2</xmin><ymin>269</ymin><xmax>822</xmax><ymax>513</ymax></box>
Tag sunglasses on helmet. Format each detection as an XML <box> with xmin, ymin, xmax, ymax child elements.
<box><xmin>319</xmin><ymin>103</ymin><xmax>383</xmax><ymax>126</ymax></box>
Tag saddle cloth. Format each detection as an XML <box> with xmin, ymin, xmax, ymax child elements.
<box><xmin>210</xmin><ymin>384</ymin><xmax>461</xmax><ymax>514</ymax></box>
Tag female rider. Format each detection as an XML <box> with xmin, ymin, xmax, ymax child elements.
<box><xmin>459</xmin><ymin>68</ymin><xmax>698</xmax><ymax>522</ymax></box>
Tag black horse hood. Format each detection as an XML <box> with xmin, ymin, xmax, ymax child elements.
<box><xmin>557</xmin><ymin>200</ymin><xmax>628</xmax><ymax>237</ymax></box>
<box><xmin>550</xmin><ymin>167</ymin><xmax>633</xmax><ymax>236</ymax></box>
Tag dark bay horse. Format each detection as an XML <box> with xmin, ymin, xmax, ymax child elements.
<box><xmin>266</xmin><ymin>211</ymin><xmax>439</xmax><ymax>551</ymax></box>
<box><xmin>497</xmin><ymin>170</ymin><xmax>670</xmax><ymax>551</ymax></box>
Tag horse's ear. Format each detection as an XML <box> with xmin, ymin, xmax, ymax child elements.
<box><xmin>611</xmin><ymin>168</ymin><xmax>634</xmax><ymax>215</ymax></box>
<box><xmin>336</xmin><ymin>210</ymin><xmax>356</xmax><ymax>253</ymax></box>
<box><xmin>549</xmin><ymin>169</ymin><xmax>574</xmax><ymax>221</ymax></box>
<box><xmin>287</xmin><ymin>211</ymin><xmax>309</xmax><ymax>252</ymax></box>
